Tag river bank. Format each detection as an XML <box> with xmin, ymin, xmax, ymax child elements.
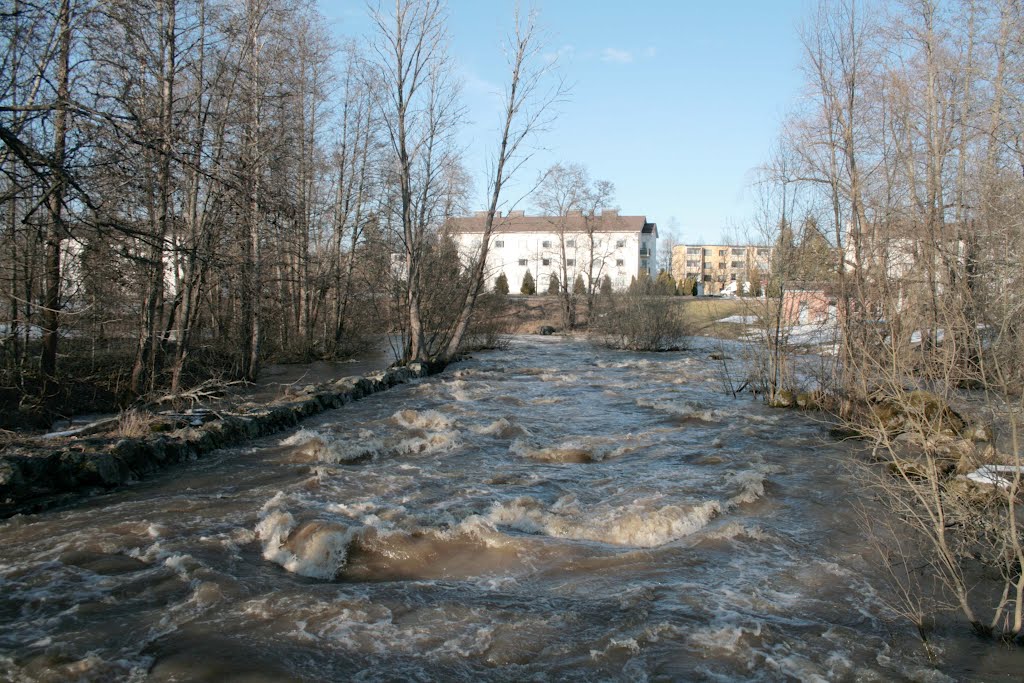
<box><xmin>0</xmin><ymin>361</ymin><xmax>441</xmax><ymax>518</ymax></box>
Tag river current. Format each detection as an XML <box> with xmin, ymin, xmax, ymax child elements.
<box><xmin>1</xmin><ymin>337</ymin><xmax>1019</xmax><ymax>681</ymax></box>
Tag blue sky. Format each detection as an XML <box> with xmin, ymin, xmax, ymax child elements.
<box><xmin>322</xmin><ymin>1</ymin><xmax>808</xmax><ymax>244</ymax></box>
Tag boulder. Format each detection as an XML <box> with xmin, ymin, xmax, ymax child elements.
<box><xmin>769</xmin><ymin>389</ymin><xmax>795</xmax><ymax>408</ymax></box>
<box><xmin>537</xmin><ymin>325</ymin><xmax>556</xmax><ymax>336</ymax></box>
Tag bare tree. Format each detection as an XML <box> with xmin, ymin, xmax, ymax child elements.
<box><xmin>442</xmin><ymin>5</ymin><xmax>564</xmax><ymax>360</ymax></box>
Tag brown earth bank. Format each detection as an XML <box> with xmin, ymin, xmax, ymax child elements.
<box><xmin>0</xmin><ymin>362</ymin><xmax>444</xmax><ymax>518</ymax></box>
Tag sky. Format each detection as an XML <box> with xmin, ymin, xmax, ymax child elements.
<box><xmin>320</xmin><ymin>1</ymin><xmax>809</xmax><ymax>245</ymax></box>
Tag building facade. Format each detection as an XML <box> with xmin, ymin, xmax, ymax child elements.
<box><xmin>448</xmin><ymin>210</ymin><xmax>657</xmax><ymax>292</ymax></box>
<box><xmin>671</xmin><ymin>244</ymin><xmax>772</xmax><ymax>295</ymax></box>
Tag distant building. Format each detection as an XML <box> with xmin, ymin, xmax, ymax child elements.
<box><xmin>782</xmin><ymin>288</ymin><xmax>837</xmax><ymax>325</ymax></box>
<box><xmin>671</xmin><ymin>244</ymin><xmax>772</xmax><ymax>295</ymax></box>
<box><xmin>448</xmin><ymin>210</ymin><xmax>657</xmax><ymax>292</ymax></box>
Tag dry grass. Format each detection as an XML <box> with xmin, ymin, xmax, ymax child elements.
<box><xmin>678</xmin><ymin>298</ymin><xmax>761</xmax><ymax>339</ymax></box>
<box><xmin>115</xmin><ymin>409</ymin><xmax>153</xmax><ymax>438</ymax></box>
<box><xmin>501</xmin><ymin>295</ymin><xmax>761</xmax><ymax>339</ymax></box>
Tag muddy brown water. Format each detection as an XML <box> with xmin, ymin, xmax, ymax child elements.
<box><xmin>2</xmin><ymin>336</ymin><xmax>1022</xmax><ymax>681</ymax></box>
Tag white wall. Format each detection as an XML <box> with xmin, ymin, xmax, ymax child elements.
<box><xmin>456</xmin><ymin>230</ymin><xmax>655</xmax><ymax>292</ymax></box>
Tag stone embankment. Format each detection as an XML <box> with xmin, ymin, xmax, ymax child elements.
<box><xmin>0</xmin><ymin>363</ymin><xmax>441</xmax><ymax>518</ymax></box>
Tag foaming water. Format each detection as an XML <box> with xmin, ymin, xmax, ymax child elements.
<box><xmin>2</xmin><ymin>336</ymin><xmax>1021</xmax><ymax>681</ymax></box>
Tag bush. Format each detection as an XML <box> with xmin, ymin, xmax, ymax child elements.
<box><xmin>655</xmin><ymin>270</ymin><xmax>676</xmax><ymax>296</ymax></box>
<box><xmin>520</xmin><ymin>270</ymin><xmax>536</xmax><ymax>295</ymax></box>
<box><xmin>494</xmin><ymin>272</ymin><xmax>509</xmax><ymax>295</ymax></box>
<box><xmin>573</xmin><ymin>274</ymin><xmax>586</xmax><ymax>295</ymax></box>
<box><xmin>591</xmin><ymin>293</ymin><xmax>688</xmax><ymax>351</ymax></box>
<box><xmin>681</xmin><ymin>278</ymin><xmax>697</xmax><ymax>296</ymax></box>
<box><xmin>546</xmin><ymin>273</ymin><xmax>559</xmax><ymax>294</ymax></box>
<box><xmin>600</xmin><ymin>275</ymin><xmax>613</xmax><ymax>296</ymax></box>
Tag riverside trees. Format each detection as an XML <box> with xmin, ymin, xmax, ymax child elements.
<box><xmin>0</xmin><ymin>0</ymin><xmax>560</xmax><ymax>424</ymax></box>
<box><xmin>756</xmin><ymin>0</ymin><xmax>1024</xmax><ymax>644</ymax></box>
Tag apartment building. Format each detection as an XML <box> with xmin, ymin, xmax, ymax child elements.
<box><xmin>671</xmin><ymin>244</ymin><xmax>772</xmax><ymax>295</ymax></box>
<box><xmin>448</xmin><ymin>210</ymin><xmax>657</xmax><ymax>292</ymax></box>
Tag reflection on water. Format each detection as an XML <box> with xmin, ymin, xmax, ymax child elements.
<box><xmin>1</xmin><ymin>337</ymin><xmax>1021</xmax><ymax>681</ymax></box>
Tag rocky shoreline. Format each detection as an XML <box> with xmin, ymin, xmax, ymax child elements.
<box><xmin>0</xmin><ymin>362</ymin><xmax>443</xmax><ymax>518</ymax></box>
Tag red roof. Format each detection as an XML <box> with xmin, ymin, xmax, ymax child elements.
<box><xmin>447</xmin><ymin>212</ymin><xmax>656</xmax><ymax>236</ymax></box>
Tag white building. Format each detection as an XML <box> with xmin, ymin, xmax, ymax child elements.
<box><xmin>448</xmin><ymin>210</ymin><xmax>657</xmax><ymax>292</ymax></box>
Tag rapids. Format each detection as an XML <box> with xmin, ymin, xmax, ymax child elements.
<box><xmin>1</xmin><ymin>337</ymin><xmax>1021</xmax><ymax>681</ymax></box>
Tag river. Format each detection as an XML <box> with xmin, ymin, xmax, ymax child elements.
<box><xmin>1</xmin><ymin>336</ymin><xmax>1020</xmax><ymax>681</ymax></box>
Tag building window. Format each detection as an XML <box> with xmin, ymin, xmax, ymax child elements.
<box><xmin>730</xmin><ymin>273</ymin><xmax>737</xmax><ymax>281</ymax></box>
<box><xmin>566</xmin><ymin>259</ymin><xmax>575</xmax><ymax>266</ymax></box>
<box><xmin>719</xmin><ymin>249</ymin><xmax>727</xmax><ymax>256</ymax></box>
<box><xmin>731</xmin><ymin>261</ymin><xmax>743</xmax><ymax>268</ymax></box>
<box><xmin>542</xmin><ymin>240</ymin><xmax>551</xmax><ymax>248</ymax></box>
<box><xmin>566</xmin><ymin>239</ymin><xmax>576</xmax><ymax>248</ymax></box>
<box><xmin>732</xmin><ymin>248</ymin><xmax>745</xmax><ymax>255</ymax></box>
<box><xmin>616</xmin><ymin>240</ymin><xmax>625</xmax><ymax>248</ymax></box>
<box><xmin>616</xmin><ymin>259</ymin><xmax>624</xmax><ymax>267</ymax></box>
<box><xmin>686</xmin><ymin>247</ymin><xmax>701</xmax><ymax>254</ymax></box>
<box><xmin>542</xmin><ymin>258</ymin><xmax>550</xmax><ymax>266</ymax></box>
<box><xmin>718</xmin><ymin>263</ymin><xmax>726</xmax><ymax>269</ymax></box>
<box><xmin>704</xmin><ymin>249</ymin><xmax>712</xmax><ymax>256</ymax></box>
<box><xmin>757</xmin><ymin>248</ymin><xmax>769</xmax><ymax>256</ymax></box>
<box><xmin>518</xmin><ymin>259</ymin><xmax>527</xmax><ymax>266</ymax></box>
<box><xmin>686</xmin><ymin>260</ymin><xmax>700</xmax><ymax>268</ymax></box>
<box><xmin>641</xmin><ymin>259</ymin><xmax>648</xmax><ymax>269</ymax></box>
<box><xmin>495</xmin><ymin>240</ymin><xmax>504</xmax><ymax>248</ymax></box>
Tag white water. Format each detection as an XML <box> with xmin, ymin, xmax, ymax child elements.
<box><xmin>0</xmin><ymin>337</ymin><xmax>1019</xmax><ymax>681</ymax></box>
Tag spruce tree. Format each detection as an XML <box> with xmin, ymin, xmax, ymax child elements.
<box><xmin>547</xmin><ymin>273</ymin><xmax>559</xmax><ymax>294</ymax></box>
<box><xmin>494</xmin><ymin>272</ymin><xmax>509</xmax><ymax>295</ymax></box>
<box><xmin>573</xmin><ymin>274</ymin><xmax>586</xmax><ymax>295</ymax></box>
<box><xmin>600</xmin><ymin>275</ymin><xmax>613</xmax><ymax>296</ymax></box>
<box><xmin>655</xmin><ymin>269</ymin><xmax>676</xmax><ymax>295</ymax></box>
<box><xmin>520</xmin><ymin>270</ymin><xmax>536</xmax><ymax>295</ymax></box>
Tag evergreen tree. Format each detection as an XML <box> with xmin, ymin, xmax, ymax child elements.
<box><xmin>628</xmin><ymin>270</ymin><xmax>652</xmax><ymax>295</ymax></box>
<box><xmin>681</xmin><ymin>277</ymin><xmax>697</xmax><ymax>296</ymax></box>
<box><xmin>520</xmin><ymin>270</ymin><xmax>536</xmax><ymax>295</ymax></box>
<box><xmin>547</xmin><ymin>273</ymin><xmax>559</xmax><ymax>294</ymax></box>
<box><xmin>494</xmin><ymin>272</ymin><xmax>509</xmax><ymax>295</ymax></box>
<box><xmin>600</xmin><ymin>274</ymin><xmax>613</xmax><ymax>296</ymax></box>
<box><xmin>655</xmin><ymin>269</ymin><xmax>676</xmax><ymax>295</ymax></box>
<box><xmin>573</xmin><ymin>274</ymin><xmax>586</xmax><ymax>295</ymax></box>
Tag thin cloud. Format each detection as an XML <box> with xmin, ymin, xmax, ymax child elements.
<box><xmin>544</xmin><ymin>44</ymin><xmax>575</xmax><ymax>63</ymax></box>
<box><xmin>601</xmin><ymin>47</ymin><xmax>634</xmax><ymax>64</ymax></box>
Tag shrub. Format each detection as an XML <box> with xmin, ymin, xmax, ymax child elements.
<box><xmin>681</xmin><ymin>277</ymin><xmax>697</xmax><ymax>296</ymax></box>
<box><xmin>573</xmin><ymin>274</ymin><xmax>586</xmax><ymax>295</ymax></box>
<box><xmin>655</xmin><ymin>269</ymin><xmax>676</xmax><ymax>296</ymax></box>
<box><xmin>546</xmin><ymin>273</ymin><xmax>559</xmax><ymax>294</ymax></box>
<box><xmin>494</xmin><ymin>272</ymin><xmax>509</xmax><ymax>295</ymax></box>
<box><xmin>591</xmin><ymin>293</ymin><xmax>688</xmax><ymax>351</ymax></box>
<box><xmin>520</xmin><ymin>270</ymin><xmax>536</xmax><ymax>295</ymax></box>
<box><xmin>600</xmin><ymin>274</ymin><xmax>613</xmax><ymax>296</ymax></box>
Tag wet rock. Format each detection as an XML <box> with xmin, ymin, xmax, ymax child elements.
<box><xmin>795</xmin><ymin>391</ymin><xmax>819</xmax><ymax>410</ymax></box>
<box><xmin>967</xmin><ymin>423</ymin><xmax>993</xmax><ymax>443</ymax></box>
<box><xmin>59</xmin><ymin>550</ymin><xmax>150</xmax><ymax>575</ymax></box>
<box><xmin>906</xmin><ymin>390</ymin><xmax>965</xmax><ymax>435</ymax></box>
<box><xmin>769</xmin><ymin>389</ymin><xmax>795</xmax><ymax>408</ymax></box>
